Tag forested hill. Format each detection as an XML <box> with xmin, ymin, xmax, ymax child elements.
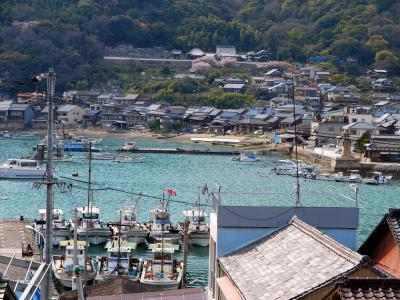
<box><xmin>0</xmin><ymin>0</ymin><xmax>400</xmax><ymax>91</ymax></box>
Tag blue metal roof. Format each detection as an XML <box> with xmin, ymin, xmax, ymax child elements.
<box><xmin>217</xmin><ymin>206</ymin><xmax>359</xmax><ymax>229</ymax></box>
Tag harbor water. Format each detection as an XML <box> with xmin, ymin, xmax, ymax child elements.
<box><xmin>0</xmin><ymin>136</ymin><xmax>399</xmax><ymax>287</ymax></box>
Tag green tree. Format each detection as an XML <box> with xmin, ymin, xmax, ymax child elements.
<box><xmin>355</xmin><ymin>132</ymin><xmax>370</xmax><ymax>153</ymax></box>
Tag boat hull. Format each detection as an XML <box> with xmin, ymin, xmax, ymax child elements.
<box><xmin>189</xmin><ymin>231</ymin><xmax>209</xmax><ymax>247</ymax></box>
<box><xmin>125</xmin><ymin>230</ymin><xmax>149</xmax><ymax>245</ymax></box>
<box><xmin>0</xmin><ymin>169</ymin><xmax>46</xmax><ymax>179</ymax></box>
<box><xmin>139</xmin><ymin>279</ymin><xmax>181</xmax><ymax>290</ymax></box>
<box><xmin>78</xmin><ymin>229</ymin><xmax>111</xmax><ymax>245</ymax></box>
<box><xmin>148</xmin><ymin>232</ymin><xmax>182</xmax><ymax>244</ymax></box>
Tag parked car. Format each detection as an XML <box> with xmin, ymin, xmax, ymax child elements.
<box><xmin>253</xmin><ymin>130</ymin><xmax>264</xmax><ymax>135</ymax></box>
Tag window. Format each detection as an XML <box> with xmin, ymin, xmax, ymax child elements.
<box><xmin>328</xmin><ymin>127</ymin><xmax>334</xmax><ymax>132</ymax></box>
<box><xmin>352</xmin><ymin>118</ymin><xmax>357</xmax><ymax>123</ymax></box>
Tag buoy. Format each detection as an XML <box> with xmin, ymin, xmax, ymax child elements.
<box><xmin>72</xmin><ymin>171</ymin><xmax>79</xmax><ymax>177</ymax></box>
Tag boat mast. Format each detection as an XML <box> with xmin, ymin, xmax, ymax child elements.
<box><xmin>161</xmin><ymin>192</ymin><xmax>165</xmax><ymax>274</ymax></box>
<box><xmin>117</xmin><ymin>210</ymin><xmax>122</xmax><ymax>276</ymax></box>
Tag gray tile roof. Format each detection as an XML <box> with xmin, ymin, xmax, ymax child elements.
<box><xmin>219</xmin><ymin>217</ymin><xmax>365</xmax><ymax>300</ymax></box>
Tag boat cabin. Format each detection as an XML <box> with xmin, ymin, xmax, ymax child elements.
<box><xmin>79</xmin><ymin>204</ymin><xmax>100</xmax><ymax>220</ymax></box>
<box><xmin>183</xmin><ymin>209</ymin><xmax>207</xmax><ymax>224</ymax></box>
<box><xmin>38</xmin><ymin>208</ymin><xmax>64</xmax><ymax>222</ymax></box>
<box><xmin>3</xmin><ymin>159</ymin><xmax>40</xmax><ymax>169</ymax></box>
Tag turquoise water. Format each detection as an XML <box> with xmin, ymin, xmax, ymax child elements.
<box><xmin>0</xmin><ymin>136</ymin><xmax>399</xmax><ymax>286</ymax></box>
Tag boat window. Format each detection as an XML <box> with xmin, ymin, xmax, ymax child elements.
<box><xmin>110</xmin><ymin>252</ymin><xmax>128</xmax><ymax>258</ymax></box>
<box><xmin>82</xmin><ymin>213</ymin><xmax>99</xmax><ymax>219</ymax></box>
<box><xmin>9</xmin><ymin>160</ymin><xmax>17</xmax><ymax>165</ymax></box>
<box><xmin>155</xmin><ymin>212</ymin><xmax>169</xmax><ymax>221</ymax></box>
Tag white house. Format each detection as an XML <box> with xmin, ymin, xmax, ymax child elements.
<box><xmin>57</xmin><ymin>104</ymin><xmax>86</xmax><ymax>125</ymax></box>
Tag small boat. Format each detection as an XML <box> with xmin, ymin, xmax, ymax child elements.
<box><xmin>239</xmin><ymin>152</ymin><xmax>259</xmax><ymax>162</ymax></box>
<box><xmin>85</xmin><ymin>152</ymin><xmax>115</xmax><ymax>160</ymax></box>
<box><xmin>315</xmin><ymin>173</ymin><xmax>335</xmax><ymax>181</ymax></box>
<box><xmin>334</xmin><ymin>172</ymin><xmax>347</xmax><ymax>182</ymax></box>
<box><xmin>35</xmin><ymin>209</ymin><xmax>71</xmax><ymax>246</ymax></box>
<box><xmin>96</xmin><ymin>238</ymin><xmax>141</xmax><ymax>280</ymax></box>
<box><xmin>0</xmin><ymin>131</ymin><xmax>12</xmax><ymax>139</ymax></box>
<box><xmin>116</xmin><ymin>141</ymin><xmax>136</xmax><ymax>152</ymax></box>
<box><xmin>179</xmin><ymin>209</ymin><xmax>209</xmax><ymax>247</ymax></box>
<box><xmin>148</xmin><ymin>203</ymin><xmax>182</xmax><ymax>244</ymax></box>
<box><xmin>363</xmin><ymin>172</ymin><xmax>392</xmax><ymax>185</ymax></box>
<box><xmin>298</xmin><ymin>166</ymin><xmax>317</xmax><ymax>179</ymax></box>
<box><xmin>52</xmin><ymin>241</ymin><xmax>96</xmax><ymax>289</ymax></box>
<box><xmin>348</xmin><ymin>170</ymin><xmax>362</xmax><ymax>183</ymax></box>
<box><xmin>112</xmin><ymin>206</ymin><xmax>149</xmax><ymax>245</ymax></box>
<box><xmin>112</xmin><ymin>155</ymin><xmax>144</xmax><ymax>163</ymax></box>
<box><xmin>0</xmin><ymin>159</ymin><xmax>46</xmax><ymax>179</ymax></box>
<box><xmin>273</xmin><ymin>160</ymin><xmax>308</xmax><ymax>175</ymax></box>
<box><xmin>76</xmin><ymin>203</ymin><xmax>112</xmax><ymax>245</ymax></box>
<box><xmin>140</xmin><ymin>240</ymin><xmax>183</xmax><ymax>290</ymax></box>
<box><xmin>72</xmin><ymin>171</ymin><xmax>79</xmax><ymax>177</ymax></box>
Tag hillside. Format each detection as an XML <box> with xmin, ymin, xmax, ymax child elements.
<box><xmin>0</xmin><ymin>0</ymin><xmax>399</xmax><ymax>92</ymax></box>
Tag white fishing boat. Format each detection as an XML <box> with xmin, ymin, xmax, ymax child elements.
<box><xmin>85</xmin><ymin>152</ymin><xmax>115</xmax><ymax>160</ymax></box>
<box><xmin>0</xmin><ymin>159</ymin><xmax>46</xmax><ymax>179</ymax></box>
<box><xmin>363</xmin><ymin>172</ymin><xmax>392</xmax><ymax>185</ymax></box>
<box><xmin>179</xmin><ymin>209</ymin><xmax>209</xmax><ymax>247</ymax></box>
<box><xmin>348</xmin><ymin>170</ymin><xmax>362</xmax><ymax>183</ymax></box>
<box><xmin>315</xmin><ymin>173</ymin><xmax>335</xmax><ymax>181</ymax></box>
<box><xmin>297</xmin><ymin>166</ymin><xmax>317</xmax><ymax>179</ymax></box>
<box><xmin>148</xmin><ymin>204</ymin><xmax>182</xmax><ymax>244</ymax></box>
<box><xmin>334</xmin><ymin>172</ymin><xmax>346</xmax><ymax>182</ymax></box>
<box><xmin>76</xmin><ymin>203</ymin><xmax>111</xmax><ymax>245</ymax></box>
<box><xmin>52</xmin><ymin>241</ymin><xmax>96</xmax><ymax>289</ymax></box>
<box><xmin>112</xmin><ymin>155</ymin><xmax>144</xmax><ymax>163</ymax></box>
<box><xmin>140</xmin><ymin>241</ymin><xmax>183</xmax><ymax>290</ymax></box>
<box><xmin>112</xmin><ymin>206</ymin><xmax>149</xmax><ymax>245</ymax></box>
<box><xmin>96</xmin><ymin>239</ymin><xmax>141</xmax><ymax>280</ymax></box>
<box><xmin>35</xmin><ymin>208</ymin><xmax>71</xmax><ymax>246</ymax></box>
<box><xmin>273</xmin><ymin>160</ymin><xmax>308</xmax><ymax>175</ymax></box>
<box><xmin>116</xmin><ymin>141</ymin><xmax>136</xmax><ymax>152</ymax></box>
<box><xmin>238</xmin><ymin>152</ymin><xmax>259</xmax><ymax>162</ymax></box>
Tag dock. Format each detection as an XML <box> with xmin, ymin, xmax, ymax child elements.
<box><xmin>0</xmin><ymin>220</ymin><xmax>33</xmax><ymax>258</ymax></box>
<box><xmin>120</xmin><ymin>147</ymin><xmax>240</xmax><ymax>155</ymax></box>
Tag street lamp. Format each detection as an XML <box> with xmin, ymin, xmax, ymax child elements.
<box><xmin>25</xmin><ymin>225</ymin><xmax>45</xmax><ymax>261</ymax></box>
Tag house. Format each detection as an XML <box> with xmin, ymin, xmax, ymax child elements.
<box><xmin>173</xmin><ymin>74</ymin><xmax>206</xmax><ymax>81</ymax></box>
<box><xmin>314</xmin><ymin>71</ymin><xmax>330</xmax><ymax>82</ymax></box>
<box><xmin>223</xmin><ymin>83</ymin><xmax>245</xmax><ymax>93</ymax></box>
<box><xmin>64</xmin><ymin>90</ymin><xmax>100</xmax><ymax>105</ymax></box>
<box><xmin>373</xmin><ymin>92</ymin><xmax>390</xmax><ymax>103</ymax></box>
<box><xmin>372</xmin><ymin>78</ymin><xmax>393</xmax><ymax>91</ymax></box>
<box><xmin>264</xmin><ymin>68</ymin><xmax>282</xmax><ymax>77</ymax></box>
<box><xmin>16</xmin><ymin>92</ymin><xmax>42</xmax><ymax>104</ymax></box>
<box><xmin>215</xmin><ymin>45</ymin><xmax>237</xmax><ymax>60</ymax></box>
<box><xmin>187</xmin><ymin>48</ymin><xmax>206</xmax><ymax>60</ymax></box>
<box><xmin>57</xmin><ymin>105</ymin><xmax>86</xmax><ymax>125</ymax></box>
<box><xmin>342</xmin><ymin>122</ymin><xmax>379</xmax><ymax>138</ymax></box>
<box><xmin>100</xmin><ymin>103</ymin><xmax>124</xmax><ymax>130</ymax></box>
<box><xmin>96</xmin><ymin>93</ymin><xmax>115</xmax><ymax>104</ymax></box>
<box><xmin>234</xmin><ymin>117</ymin><xmax>270</xmax><ymax>134</ymax></box>
<box><xmin>311</xmin><ymin>110</ymin><xmax>348</xmax><ymax>146</ymax></box>
<box><xmin>123</xmin><ymin>107</ymin><xmax>147</xmax><ymax>127</ymax></box>
<box><xmin>358</xmin><ymin>208</ymin><xmax>400</xmax><ymax>277</ymax></box>
<box><xmin>0</xmin><ymin>100</ymin><xmax>13</xmax><ymax>126</ymax></box>
<box><xmin>295</xmin><ymin>86</ymin><xmax>318</xmax><ymax>98</ymax></box>
<box><xmin>209</xmin><ymin>200</ymin><xmax>383</xmax><ymax>300</ymax></box>
<box><xmin>367</xmin><ymin>69</ymin><xmax>388</xmax><ymax>79</ymax></box>
<box><xmin>113</xmin><ymin>94</ymin><xmax>139</xmax><ymax>107</ymax></box>
<box><xmin>83</xmin><ymin>109</ymin><xmax>101</xmax><ymax>127</ymax></box>
<box><xmin>251</xmin><ymin>76</ymin><xmax>266</xmax><ymax>85</ymax></box>
<box><xmin>323</xmin><ymin>278</ymin><xmax>400</xmax><ymax>300</ymax></box>
<box><xmin>7</xmin><ymin>104</ymin><xmax>36</xmax><ymax>129</ymax></box>
<box><xmin>326</xmin><ymin>87</ymin><xmax>354</xmax><ymax>102</ymax></box>
<box><xmin>171</xmin><ymin>49</ymin><xmax>183</xmax><ymax>59</ymax></box>
<box><xmin>344</xmin><ymin>106</ymin><xmax>373</xmax><ymax>124</ymax></box>
<box><xmin>300</xmin><ymin>66</ymin><xmax>321</xmax><ymax>80</ymax></box>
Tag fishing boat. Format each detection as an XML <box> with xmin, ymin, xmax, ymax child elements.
<box><xmin>348</xmin><ymin>170</ymin><xmax>362</xmax><ymax>183</ymax></box>
<box><xmin>76</xmin><ymin>203</ymin><xmax>111</xmax><ymax>245</ymax></box>
<box><xmin>334</xmin><ymin>172</ymin><xmax>346</xmax><ymax>182</ymax></box>
<box><xmin>315</xmin><ymin>173</ymin><xmax>335</xmax><ymax>181</ymax></box>
<box><xmin>35</xmin><ymin>209</ymin><xmax>71</xmax><ymax>246</ymax></box>
<box><xmin>297</xmin><ymin>166</ymin><xmax>317</xmax><ymax>179</ymax></box>
<box><xmin>85</xmin><ymin>152</ymin><xmax>115</xmax><ymax>160</ymax></box>
<box><xmin>96</xmin><ymin>238</ymin><xmax>141</xmax><ymax>280</ymax></box>
<box><xmin>179</xmin><ymin>209</ymin><xmax>209</xmax><ymax>247</ymax></box>
<box><xmin>363</xmin><ymin>172</ymin><xmax>392</xmax><ymax>185</ymax></box>
<box><xmin>140</xmin><ymin>240</ymin><xmax>183</xmax><ymax>290</ymax></box>
<box><xmin>112</xmin><ymin>155</ymin><xmax>144</xmax><ymax>163</ymax></box>
<box><xmin>238</xmin><ymin>152</ymin><xmax>259</xmax><ymax>162</ymax></box>
<box><xmin>112</xmin><ymin>206</ymin><xmax>149</xmax><ymax>245</ymax></box>
<box><xmin>116</xmin><ymin>141</ymin><xmax>136</xmax><ymax>152</ymax></box>
<box><xmin>0</xmin><ymin>159</ymin><xmax>46</xmax><ymax>179</ymax></box>
<box><xmin>147</xmin><ymin>202</ymin><xmax>182</xmax><ymax>244</ymax></box>
<box><xmin>273</xmin><ymin>160</ymin><xmax>308</xmax><ymax>175</ymax></box>
<box><xmin>52</xmin><ymin>240</ymin><xmax>96</xmax><ymax>289</ymax></box>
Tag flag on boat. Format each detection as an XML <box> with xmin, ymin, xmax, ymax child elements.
<box><xmin>166</xmin><ymin>188</ymin><xmax>177</xmax><ymax>196</ymax></box>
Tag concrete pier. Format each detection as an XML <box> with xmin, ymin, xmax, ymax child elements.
<box><xmin>0</xmin><ymin>220</ymin><xmax>34</xmax><ymax>258</ymax></box>
<box><xmin>118</xmin><ymin>147</ymin><xmax>241</xmax><ymax>155</ymax></box>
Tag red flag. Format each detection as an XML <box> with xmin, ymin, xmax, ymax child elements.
<box><xmin>166</xmin><ymin>189</ymin><xmax>177</xmax><ymax>196</ymax></box>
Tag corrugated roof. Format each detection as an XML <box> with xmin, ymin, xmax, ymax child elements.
<box><xmin>343</xmin><ymin>122</ymin><xmax>377</xmax><ymax>130</ymax></box>
<box><xmin>219</xmin><ymin>217</ymin><xmax>365</xmax><ymax>300</ymax></box>
<box><xmin>217</xmin><ymin>206</ymin><xmax>359</xmax><ymax>229</ymax></box>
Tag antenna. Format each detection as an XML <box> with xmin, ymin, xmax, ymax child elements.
<box><xmin>292</xmin><ymin>75</ymin><xmax>301</xmax><ymax>207</ymax></box>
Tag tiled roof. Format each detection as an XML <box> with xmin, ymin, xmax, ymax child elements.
<box><xmin>331</xmin><ymin>278</ymin><xmax>400</xmax><ymax>300</ymax></box>
<box><xmin>387</xmin><ymin>209</ymin><xmax>400</xmax><ymax>245</ymax></box>
<box><xmin>218</xmin><ymin>217</ymin><xmax>365</xmax><ymax>300</ymax></box>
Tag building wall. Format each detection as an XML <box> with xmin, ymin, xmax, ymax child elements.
<box><xmin>367</xmin><ymin>229</ymin><xmax>400</xmax><ymax>277</ymax></box>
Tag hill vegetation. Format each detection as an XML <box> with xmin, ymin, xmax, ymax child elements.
<box><xmin>0</xmin><ymin>0</ymin><xmax>400</xmax><ymax>92</ymax></box>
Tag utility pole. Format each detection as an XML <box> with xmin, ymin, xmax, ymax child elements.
<box><xmin>182</xmin><ymin>218</ymin><xmax>189</xmax><ymax>288</ymax></box>
<box><xmin>45</xmin><ymin>67</ymin><xmax>56</xmax><ymax>300</ymax></box>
